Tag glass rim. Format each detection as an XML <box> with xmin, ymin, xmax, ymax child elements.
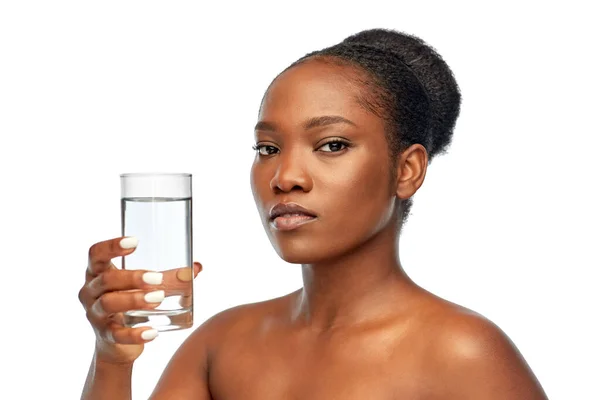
<box><xmin>120</xmin><ymin>172</ymin><xmax>192</xmax><ymax>178</ymax></box>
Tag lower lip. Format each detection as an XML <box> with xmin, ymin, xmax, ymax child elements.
<box><xmin>270</xmin><ymin>215</ymin><xmax>317</xmax><ymax>231</ymax></box>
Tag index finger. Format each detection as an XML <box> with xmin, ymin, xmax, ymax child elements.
<box><xmin>87</xmin><ymin>236</ymin><xmax>138</xmax><ymax>277</ymax></box>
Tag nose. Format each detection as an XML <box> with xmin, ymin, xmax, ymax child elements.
<box><xmin>269</xmin><ymin>149</ymin><xmax>313</xmax><ymax>193</ymax></box>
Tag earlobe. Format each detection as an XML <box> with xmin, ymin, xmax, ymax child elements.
<box><xmin>394</xmin><ymin>144</ymin><xmax>428</xmax><ymax>199</ymax></box>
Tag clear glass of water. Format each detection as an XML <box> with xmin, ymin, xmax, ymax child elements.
<box><xmin>120</xmin><ymin>173</ymin><xmax>193</xmax><ymax>332</ymax></box>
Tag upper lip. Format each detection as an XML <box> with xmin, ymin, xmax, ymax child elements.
<box><xmin>269</xmin><ymin>202</ymin><xmax>317</xmax><ymax>220</ymax></box>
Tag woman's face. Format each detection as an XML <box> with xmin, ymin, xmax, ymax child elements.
<box><xmin>251</xmin><ymin>59</ymin><xmax>399</xmax><ymax>264</ymax></box>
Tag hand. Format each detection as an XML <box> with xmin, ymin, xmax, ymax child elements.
<box><xmin>78</xmin><ymin>236</ymin><xmax>202</xmax><ymax>365</ymax></box>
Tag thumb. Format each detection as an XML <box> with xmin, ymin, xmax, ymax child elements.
<box><xmin>175</xmin><ymin>262</ymin><xmax>203</xmax><ymax>282</ymax></box>
<box><xmin>160</xmin><ymin>262</ymin><xmax>203</xmax><ymax>297</ymax></box>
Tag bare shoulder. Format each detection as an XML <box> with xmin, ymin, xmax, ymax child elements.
<box><xmin>415</xmin><ymin>293</ymin><xmax>548</xmax><ymax>399</ymax></box>
<box><xmin>198</xmin><ymin>291</ymin><xmax>292</xmax><ymax>340</ymax></box>
<box><xmin>176</xmin><ymin>291</ymin><xmax>291</xmax><ymax>358</ymax></box>
<box><xmin>150</xmin><ymin>293</ymin><xmax>290</xmax><ymax>399</ymax></box>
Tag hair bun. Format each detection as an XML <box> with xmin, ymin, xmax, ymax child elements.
<box><xmin>343</xmin><ymin>29</ymin><xmax>461</xmax><ymax>157</ymax></box>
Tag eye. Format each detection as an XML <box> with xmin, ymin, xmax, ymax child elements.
<box><xmin>318</xmin><ymin>140</ymin><xmax>349</xmax><ymax>153</ymax></box>
<box><xmin>252</xmin><ymin>144</ymin><xmax>279</xmax><ymax>156</ymax></box>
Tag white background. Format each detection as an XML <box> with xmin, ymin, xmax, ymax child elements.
<box><xmin>1</xmin><ymin>1</ymin><xmax>598</xmax><ymax>399</ymax></box>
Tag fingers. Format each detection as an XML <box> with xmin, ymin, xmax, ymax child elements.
<box><xmin>104</xmin><ymin>322</ymin><xmax>159</xmax><ymax>345</ymax></box>
<box><xmin>80</xmin><ymin>262</ymin><xmax>201</xmax><ymax>312</ymax></box>
<box><xmin>86</xmin><ymin>269</ymin><xmax>164</xmax><ymax>300</ymax></box>
<box><xmin>80</xmin><ymin>257</ymin><xmax>203</xmax><ymax>337</ymax></box>
<box><xmin>87</xmin><ymin>236</ymin><xmax>138</xmax><ymax>277</ymax></box>
<box><xmin>81</xmin><ymin>238</ymin><xmax>203</xmax><ymax>359</ymax></box>
<box><xmin>90</xmin><ymin>289</ymin><xmax>165</xmax><ymax>321</ymax></box>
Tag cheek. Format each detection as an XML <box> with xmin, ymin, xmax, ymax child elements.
<box><xmin>249</xmin><ymin>151</ymin><xmax>394</xmax><ymax>264</ymax></box>
<box><xmin>250</xmin><ymin>164</ymin><xmax>258</xmax><ymax>197</ymax></box>
<box><xmin>319</xmin><ymin>155</ymin><xmax>393</xmax><ymax>231</ymax></box>
<box><xmin>250</xmin><ymin>162</ymin><xmax>265</xmax><ymax>205</ymax></box>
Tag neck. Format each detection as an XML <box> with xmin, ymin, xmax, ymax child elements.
<box><xmin>291</xmin><ymin>222</ymin><xmax>415</xmax><ymax>332</ymax></box>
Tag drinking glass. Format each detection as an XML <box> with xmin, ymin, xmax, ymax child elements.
<box><xmin>120</xmin><ymin>173</ymin><xmax>193</xmax><ymax>332</ymax></box>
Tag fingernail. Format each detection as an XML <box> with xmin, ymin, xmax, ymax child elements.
<box><xmin>120</xmin><ymin>237</ymin><xmax>138</xmax><ymax>249</ymax></box>
<box><xmin>142</xmin><ymin>272</ymin><xmax>163</xmax><ymax>285</ymax></box>
<box><xmin>141</xmin><ymin>329</ymin><xmax>158</xmax><ymax>340</ymax></box>
<box><xmin>194</xmin><ymin>262</ymin><xmax>203</xmax><ymax>273</ymax></box>
<box><xmin>144</xmin><ymin>290</ymin><xmax>165</xmax><ymax>303</ymax></box>
<box><xmin>177</xmin><ymin>268</ymin><xmax>193</xmax><ymax>282</ymax></box>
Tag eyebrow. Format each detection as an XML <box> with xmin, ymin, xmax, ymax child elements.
<box><xmin>254</xmin><ymin>115</ymin><xmax>357</xmax><ymax>132</ymax></box>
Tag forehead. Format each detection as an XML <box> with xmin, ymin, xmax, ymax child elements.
<box><xmin>259</xmin><ymin>59</ymin><xmax>376</xmax><ymax>123</ymax></box>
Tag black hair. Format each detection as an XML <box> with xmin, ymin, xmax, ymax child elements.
<box><xmin>285</xmin><ymin>28</ymin><xmax>461</xmax><ymax>226</ymax></box>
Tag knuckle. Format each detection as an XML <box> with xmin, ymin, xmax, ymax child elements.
<box><xmin>90</xmin><ymin>300</ymin><xmax>103</xmax><ymax>320</ymax></box>
<box><xmin>97</xmin><ymin>272</ymin><xmax>108</xmax><ymax>291</ymax></box>
<box><xmin>99</xmin><ymin>292</ymin><xmax>139</xmax><ymax>315</ymax></box>
<box><xmin>78</xmin><ymin>287</ymin><xmax>86</xmax><ymax>304</ymax></box>
<box><xmin>85</xmin><ymin>309</ymin><xmax>97</xmax><ymax>324</ymax></box>
<box><xmin>88</xmin><ymin>243</ymin><xmax>99</xmax><ymax>260</ymax></box>
<box><xmin>86</xmin><ymin>310</ymin><xmax>106</xmax><ymax>331</ymax></box>
<box><xmin>98</xmin><ymin>269</ymin><xmax>114</xmax><ymax>289</ymax></box>
<box><xmin>98</xmin><ymin>294</ymin><xmax>112</xmax><ymax>313</ymax></box>
<box><xmin>96</xmin><ymin>269</ymin><xmax>121</xmax><ymax>292</ymax></box>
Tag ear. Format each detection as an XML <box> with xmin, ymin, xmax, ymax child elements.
<box><xmin>394</xmin><ymin>144</ymin><xmax>428</xmax><ymax>199</ymax></box>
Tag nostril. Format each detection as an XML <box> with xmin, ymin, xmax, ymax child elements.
<box><xmin>274</xmin><ymin>184</ymin><xmax>304</xmax><ymax>194</ymax></box>
<box><xmin>269</xmin><ymin>164</ymin><xmax>312</xmax><ymax>192</ymax></box>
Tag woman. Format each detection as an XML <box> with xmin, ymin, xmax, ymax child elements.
<box><xmin>79</xmin><ymin>28</ymin><xmax>548</xmax><ymax>399</ymax></box>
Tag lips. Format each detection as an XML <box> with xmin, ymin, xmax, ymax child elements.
<box><xmin>269</xmin><ymin>203</ymin><xmax>317</xmax><ymax>220</ymax></box>
<box><xmin>268</xmin><ymin>203</ymin><xmax>317</xmax><ymax>231</ymax></box>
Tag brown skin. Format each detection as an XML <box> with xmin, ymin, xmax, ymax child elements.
<box><xmin>81</xmin><ymin>59</ymin><xmax>548</xmax><ymax>399</ymax></box>
<box><xmin>79</xmin><ymin>239</ymin><xmax>202</xmax><ymax>399</ymax></box>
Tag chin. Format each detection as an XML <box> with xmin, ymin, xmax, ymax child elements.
<box><xmin>270</xmin><ymin>237</ymin><xmax>349</xmax><ymax>265</ymax></box>
<box><xmin>272</xmin><ymin>241</ymin><xmax>318</xmax><ymax>264</ymax></box>
<box><xmin>262</xmin><ymin>216</ymin><xmax>377</xmax><ymax>265</ymax></box>
<box><xmin>277</xmin><ymin>251</ymin><xmax>331</xmax><ymax>265</ymax></box>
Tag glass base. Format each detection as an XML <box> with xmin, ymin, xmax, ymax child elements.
<box><xmin>124</xmin><ymin>307</ymin><xmax>193</xmax><ymax>332</ymax></box>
